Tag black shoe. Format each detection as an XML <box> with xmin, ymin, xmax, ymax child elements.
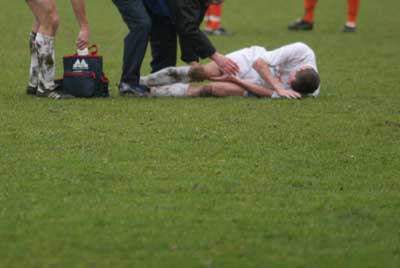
<box><xmin>342</xmin><ymin>25</ymin><xmax>357</xmax><ymax>33</ymax></box>
<box><xmin>204</xmin><ymin>27</ymin><xmax>233</xmax><ymax>36</ymax></box>
<box><xmin>26</xmin><ymin>85</ymin><xmax>37</xmax><ymax>95</ymax></box>
<box><xmin>288</xmin><ymin>19</ymin><xmax>314</xmax><ymax>31</ymax></box>
<box><xmin>36</xmin><ymin>89</ymin><xmax>74</xmax><ymax>99</ymax></box>
<box><xmin>119</xmin><ymin>82</ymin><xmax>149</xmax><ymax>97</ymax></box>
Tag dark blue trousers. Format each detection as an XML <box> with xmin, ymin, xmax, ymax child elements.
<box><xmin>112</xmin><ymin>0</ymin><xmax>151</xmax><ymax>86</ymax></box>
<box><xmin>112</xmin><ymin>0</ymin><xmax>193</xmax><ymax>85</ymax></box>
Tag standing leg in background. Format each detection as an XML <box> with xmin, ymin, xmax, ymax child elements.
<box><xmin>343</xmin><ymin>0</ymin><xmax>360</xmax><ymax>32</ymax></box>
<box><xmin>204</xmin><ymin>3</ymin><xmax>231</xmax><ymax>36</ymax></box>
<box><xmin>288</xmin><ymin>0</ymin><xmax>317</xmax><ymax>31</ymax></box>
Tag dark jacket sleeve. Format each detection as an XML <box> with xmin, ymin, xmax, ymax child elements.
<box><xmin>167</xmin><ymin>0</ymin><xmax>216</xmax><ymax>59</ymax></box>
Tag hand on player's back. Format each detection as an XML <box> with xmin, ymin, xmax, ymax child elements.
<box><xmin>211</xmin><ymin>53</ymin><xmax>239</xmax><ymax>75</ymax></box>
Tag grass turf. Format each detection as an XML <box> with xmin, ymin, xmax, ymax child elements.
<box><xmin>0</xmin><ymin>0</ymin><xmax>399</xmax><ymax>267</ymax></box>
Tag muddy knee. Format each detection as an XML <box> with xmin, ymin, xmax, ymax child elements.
<box><xmin>199</xmin><ymin>85</ymin><xmax>213</xmax><ymax>97</ymax></box>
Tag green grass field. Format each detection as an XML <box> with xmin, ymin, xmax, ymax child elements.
<box><xmin>1</xmin><ymin>1</ymin><xmax>400</xmax><ymax>267</ymax></box>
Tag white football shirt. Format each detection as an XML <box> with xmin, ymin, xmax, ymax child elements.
<box><xmin>226</xmin><ymin>42</ymin><xmax>320</xmax><ymax>98</ymax></box>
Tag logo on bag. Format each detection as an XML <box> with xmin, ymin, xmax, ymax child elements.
<box><xmin>73</xmin><ymin>59</ymin><xmax>89</xmax><ymax>72</ymax></box>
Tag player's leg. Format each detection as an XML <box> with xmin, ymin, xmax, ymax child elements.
<box><xmin>204</xmin><ymin>4</ymin><xmax>221</xmax><ymax>33</ymax></box>
<box><xmin>288</xmin><ymin>0</ymin><xmax>317</xmax><ymax>30</ymax></box>
<box><xmin>26</xmin><ymin>0</ymin><xmax>41</xmax><ymax>33</ymax></box>
<box><xmin>150</xmin><ymin>81</ymin><xmax>246</xmax><ymax>97</ymax></box>
<box><xmin>149</xmin><ymin>83</ymin><xmax>189</xmax><ymax>97</ymax></box>
<box><xmin>112</xmin><ymin>0</ymin><xmax>151</xmax><ymax>95</ymax></box>
<box><xmin>343</xmin><ymin>0</ymin><xmax>360</xmax><ymax>32</ymax></box>
<box><xmin>149</xmin><ymin>15</ymin><xmax>177</xmax><ymax>73</ymax></box>
<box><xmin>27</xmin><ymin>0</ymin><xmax>59</xmax><ymax>36</ymax></box>
<box><xmin>140</xmin><ymin>66</ymin><xmax>192</xmax><ymax>86</ymax></box>
<box><xmin>26</xmin><ymin>0</ymin><xmax>64</xmax><ymax>98</ymax></box>
<box><xmin>303</xmin><ymin>0</ymin><xmax>318</xmax><ymax>24</ymax></box>
<box><xmin>204</xmin><ymin>5</ymin><xmax>211</xmax><ymax>28</ymax></box>
<box><xmin>25</xmin><ymin>0</ymin><xmax>42</xmax><ymax>94</ymax></box>
<box><xmin>204</xmin><ymin>3</ymin><xmax>231</xmax><ymax>36</ymax></box>
<box><xmin>186</xmin><ymin>82</ymin><xmax>246</xmax><ymax>97</ymax></box>
<box><xmin>140</xmin><ymin>61</ymin><xmax>222</xmax><ymax>87</ymax></box>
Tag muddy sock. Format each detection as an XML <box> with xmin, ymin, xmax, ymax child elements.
<box><xmin>150</xmin><ymin>83</ymin><xmax>189</xmax><ymax>97</ymax></box>
<box><xmin>28</xmin><ymin>32</ymin><xmax>39</xmax><ymax>88</ymax></box>
<box><xmin>36</xmin><ymin>33</ymin><xmax>56</xmax><ymax>94</ymax></box>
<box><xmin>141</xmin><ymin>66</ymin><xmax>191</xmax><ymax>87</ymax></box>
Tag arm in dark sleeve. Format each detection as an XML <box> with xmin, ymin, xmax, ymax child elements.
<box><xmin>167</xmin><ymin>0</ymin><xmax>216</xmax><ymax>59</ymax></box>
<box><xmin>179</xmin><ymin>37</ymin><xmax>199</xmax><ymax>63</ymax></box>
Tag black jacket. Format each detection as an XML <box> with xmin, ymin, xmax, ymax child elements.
<box><xmin>167</xmin><ymin>0</ymin><xmax>216</xmax><ymax>60</ymax></box>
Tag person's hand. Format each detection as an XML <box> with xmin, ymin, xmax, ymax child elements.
<box><xmin>277</xmin><ymin>89</ymin><xmax>302</xmax><ymax>99</ymax></box>
<box><xmin>76</xmin><ymin>27</ymin><xmax>89</xmax><ymax>50</ymax></box>
<box><xmin>211</xmin><ymin>53</ymin><xmax>239</xmax><ymax>76</ymax></box>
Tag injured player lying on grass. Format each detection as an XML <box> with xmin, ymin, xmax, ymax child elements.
<box><xmin>140</xmin><ymin>42</ymin><xmax>320</xmax><ymax>99</ymax></box>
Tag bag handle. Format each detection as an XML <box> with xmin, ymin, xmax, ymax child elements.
<box><xmin>88</xmin><ymin>44</ymin><xmax>98</xmax><ymax>56</ymax></box>
<box><xmin>63</xmin><ymin>44</ymin><xmax>100</xmax><ymax>58</ymax></box>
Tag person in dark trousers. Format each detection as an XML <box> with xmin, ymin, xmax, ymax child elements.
<box><xmin>144</xmin><ymin>0</ymin><xmax>208</xmax><ymax>71</ymax></box>
<box><xmin>112</xmin><ymin>0</ymin><xmax>151</xmax><ymax>96</ymax></box>
<box><xmin>25</xmin><ymin>0</ymin><xmax>89</xmax><ymax>99</ymax></box>
<box><xmin>145</xmin><ymin>0</ymin><xmax>178</xmax><ymax>72</ymax></box>
<box><xmin>166</xmin><ymin>0</ymin><xmax>239</xmax><ymax>74</ymax></box>
<box><xmin>204</xmin><ymin>2</ymin><xmax>232</xmax><ymax>36</ymax></box>
<box><xmin>148</xmin><ymin>0</ymin><xmax>237</xmax><ymax>74</ymax></box>
<box><xmin>113</xmin><ymin>0</ymin><xmax>237</xmax><ymax>96</ymax></box>
<box><xmin>113</xmin><ymin>0</ymin><xmax>185</xmax><ymax>96</ymax></box>
<box><xmin>149</xmin><ymin>0</ymin><xmax>207</xmax><ymax>67</ymax></box>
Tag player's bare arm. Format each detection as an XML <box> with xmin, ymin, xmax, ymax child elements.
<box><xmin>70</xmin><ymin>0</ymin><xmax>89</xmax><ymax>49</ymax></box>
<box><xmin>210</xmin><ymin>74</ymin><xmax>274</xmax><ymax>97</ymax></box>
<box><xmin>253</xmin><ymin>58</ymin><xmax>301</xmax><ymax>99</ymax></box>
<box><xmin>232</xmin><ymin>77</ymin><xmax>274</xmax><ymax>97</ymax></box>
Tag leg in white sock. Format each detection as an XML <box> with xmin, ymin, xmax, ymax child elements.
<box><xmin>26</xmin><ymin>32</ymin><xmax>39</xmax><ymax>94</ymax></box>
<box><xmin>140</xmin><ymin>66</ymin><xmax>191</xmax><ymax>87</ymax></box>
<box><xmin>28</xmin><ymin>32</ymin><xmax>39</xmax><ymax>88</ymax></box>
<box><xmin>35</xmin><ymin>33</ymin><xmax>56</xmax><ymax>95</ymax></box>
<box><xmin>150</xmin><ymin>83</ymin><xmax>189</xmax><ymax>97</ymax></box>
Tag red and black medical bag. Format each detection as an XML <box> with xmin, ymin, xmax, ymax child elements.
<box><xmin>61</xmin><ymin>45</ymin><xmax>109</xmax><ymax>97</ymax></box>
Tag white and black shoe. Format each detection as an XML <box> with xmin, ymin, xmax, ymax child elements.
<box><xmin>36</xmin><ymin>88</ymin><xmax>74</xmax><ymax>99</ymax></box>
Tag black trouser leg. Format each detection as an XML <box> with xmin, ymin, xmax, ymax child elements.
<box><xmin>150</xmin><ymin>15</ymin><xmax>177</xmax><ymax>73</ymax></box>
<box><xmin>179</xmin><ymin>3</ymin><xmax>208</xmax><ymax>63</ymax></box>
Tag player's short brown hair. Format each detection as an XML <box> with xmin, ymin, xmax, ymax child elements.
<box><xmin>291</xmin><ymin>68</ymin><xmax>320</xmax><ymax>95</ymax></box>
